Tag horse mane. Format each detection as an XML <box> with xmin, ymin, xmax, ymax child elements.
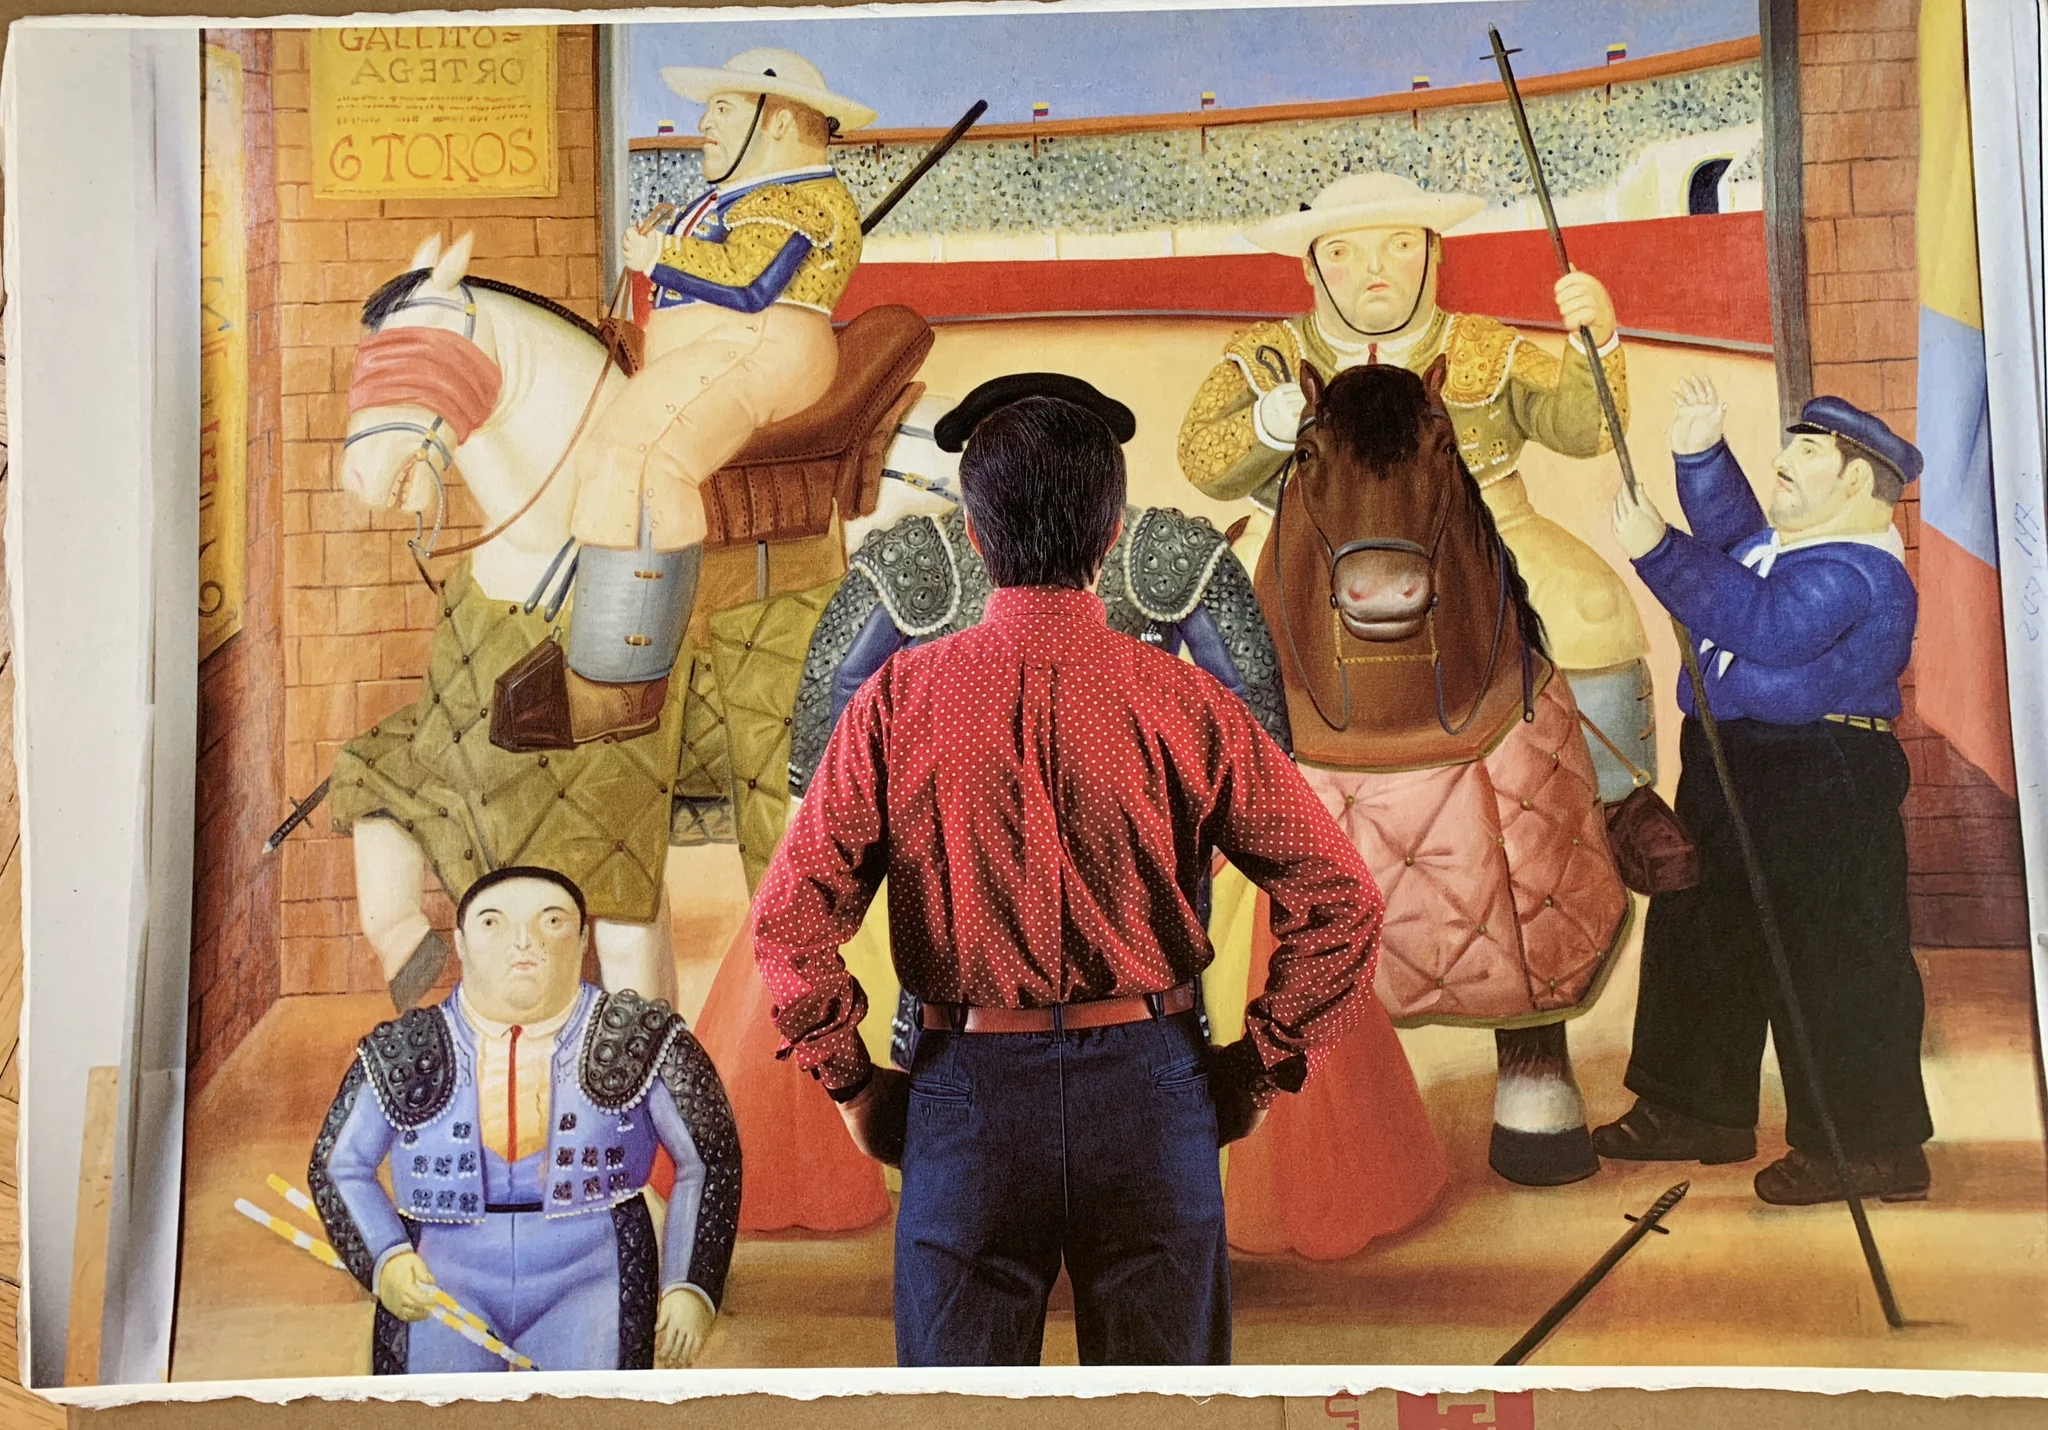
<box><xmin>1319</xmin><ymin>364</ymin><xmax>1549</xmax><ymax>661</ymax></box>
<box><xmin>360</xmin><ymin>268</ymin><xmax>605</xmax><ymax>342</ymax></box>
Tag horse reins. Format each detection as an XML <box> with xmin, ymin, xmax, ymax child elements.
<box><xmin>1271</xmin><ymin>399</ymin><xmax>1535</xmax><ymax>738</ymax></box>
<box><xmin>345</xmin><ymin>233</ymin><xmax>666</xmax><ymax>593</ymax></box>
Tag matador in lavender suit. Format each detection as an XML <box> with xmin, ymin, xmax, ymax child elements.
<box><xmin>499</xmin><ymin>48</ymin><xmax>873</xmax><ymax>750</ymax></box>
<box><xmin>309</xmin><ymin>867</ymin><xmax>741</xmax><ymax>1373</ymax></box>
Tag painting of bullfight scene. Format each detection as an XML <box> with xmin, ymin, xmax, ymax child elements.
<box><xmin>169</xmin><ymin>0</ymin><xmax>2048</xmax><ymax>1382</ymax></box>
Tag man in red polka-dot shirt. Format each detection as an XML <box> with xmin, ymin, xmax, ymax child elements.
<box><xmin>750</xmin><ymin>373</ymin><xmax>1387</xmax><ymax>1366</ymax></box>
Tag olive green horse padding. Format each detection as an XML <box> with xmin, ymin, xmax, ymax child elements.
<box><xmin>329</xmin><ymin>561</ymin><xmax>691</xmax><ymax>926</ymax></box>
<box><xmin>707</xmin><ymin>579</ymin><xmax>843</xmax><ymax>894</ymax></box>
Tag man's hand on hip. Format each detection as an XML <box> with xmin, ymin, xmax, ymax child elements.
<box><xmin>1205</xmin><ymin>1040</ymin><xmax>1272</xmax><ymax>1146</ymax></box>
<box><xmin>1214</xmin><ymin>1081</ymin><xmax>1268</xmax><ymax>1146</ymax></box>
<box><xmin>836</xmin><ymin>1067</ymin><xmax>910</xmax><ymax>1167</ymax></box>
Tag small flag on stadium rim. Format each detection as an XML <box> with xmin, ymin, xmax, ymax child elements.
<box><xmin>656</xmin><ymin>120</ymin><xmax>675</xmax><ymax>135</ymax></box>
<box><xmin>1201</xmin><ymin>91</ymin><xmax>1216</xmax><ymax>109</ymax></box>
<box><xmin>1411</xmin><ymin>75</ymin><xmax>1431</xmax><ymax>91</ymax></box>
<box><xmin>1606</xmin><ymin>42</ymin><xmax>1628</xmax><ymax>62</ymax></box>
<box><xmin>1032</xmin><ymin>101</ymin><xmax>1050</xmax><ymax>119</ymax></box>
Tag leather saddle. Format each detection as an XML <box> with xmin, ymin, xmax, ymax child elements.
<box><xmin>699</xmin><ymin>304</ymin><xmax>935</xmax><ymax>549</ymax></box>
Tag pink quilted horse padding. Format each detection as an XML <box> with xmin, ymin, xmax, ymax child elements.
<box><xmin>1299</xmin><ymin>677</ymin><xmax>1628</xmax><ymax>1023</ymax></box>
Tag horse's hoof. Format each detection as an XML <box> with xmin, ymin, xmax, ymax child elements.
<box><xmin>1489</xmin><ymin>1124</ymin><xmax>1600</xmax><ymax>1187</ymax></box>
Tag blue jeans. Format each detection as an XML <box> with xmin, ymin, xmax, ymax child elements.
<box><xmin>893</xmin><ymin>1010</ymin><xmax>1230</xmax><ymax>1366</ymax></box>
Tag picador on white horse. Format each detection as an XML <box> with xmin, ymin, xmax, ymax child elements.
<box><xmin>507</xmin><ymin>48</ymin><xmax>875</xmax><ymax>752</ymax></box>
<box><xmin>330</xmin><ymin>48</ymin><xmax>877</xmax><ymax>1011</ymax></box>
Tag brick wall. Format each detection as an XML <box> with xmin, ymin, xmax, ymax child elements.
<box><xmin>1800</xmin><ymin>0</ymin><xmax>2028</xmax><ymax>948</ymax></box>
<box><xmin>270</xmin><ymin>27</ymin><xmax>604</xmax><ymax>1001</ymax></box>
<box><xmin>190</xmin><ymin>29</ymin><xmax>285</xmax><ymax>1095</ymax></box>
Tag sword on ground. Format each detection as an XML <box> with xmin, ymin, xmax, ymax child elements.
<box><xmin>1487</xmin><ymin>26</ymin><xmax>1905</xmax><ymax>1331</ymax></box>
<box><xmin>263</xmin><ymin>101</ymin><xmax>989</xmax><ymax>856</ymax></box>
<box><xmin>1497</xmin><ymin>1180</ymin><xmax>1689</xmax><ymax>1364</ymax></box>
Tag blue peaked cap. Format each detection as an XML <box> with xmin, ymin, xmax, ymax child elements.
<box><xmin>1788</xmin><ymin>396</ymin><xmax>1923</xmax><ymax>486</ymax></box>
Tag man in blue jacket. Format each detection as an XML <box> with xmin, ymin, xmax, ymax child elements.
<box><xmin>1593</xmin><ymin>378</ymin><xmax>1933</xmax><ymax>1206</ymax></box>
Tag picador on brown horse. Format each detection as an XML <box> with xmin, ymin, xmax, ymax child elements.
<box><xmin>1253</xmin><ymin>354</ymin><xmax>1631</xmax><ymax>1187</ymax></box>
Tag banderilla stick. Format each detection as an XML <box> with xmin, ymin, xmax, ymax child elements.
<box><xmin>1488</xmin><ymin>25</ymin><xmax>1905</xmax><ymax>1331</ymax></box>
<box><xmin>235</xmin><ymin>1188</ymin><xmax>542</xmax><ymax>1370</ymax></box>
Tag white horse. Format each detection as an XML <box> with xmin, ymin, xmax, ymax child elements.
<box><xmin>337</xmin><ymin>232</ymin><xmax>679</xmax><ymax>998</ymax></box>
<box><xmin>337</xmin><ymin>232</ymin><xmax>956</xmax><ymax>1004</ymax></box>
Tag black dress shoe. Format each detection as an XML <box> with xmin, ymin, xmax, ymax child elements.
<box><xmin>1590</xmin><ymin>1097</ymin><xmax>1757</xmax><ymax>1164</ymax></box>
<box><xmin>1754</xmin><ymin>1144</ymin><xmax>1930</xmax><ymax>1206</ymax></box>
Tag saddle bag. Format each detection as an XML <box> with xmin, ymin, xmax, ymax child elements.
<box><xmin>1578</xmin><ymin>711</ymin><xmax>1699</xmax><ymax>896</ymax></box>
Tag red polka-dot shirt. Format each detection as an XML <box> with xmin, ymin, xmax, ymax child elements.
<box><xmin>751</xmin><ymin>585</ymin><xmax>1385</xmax><ymax>1104</ymax></box>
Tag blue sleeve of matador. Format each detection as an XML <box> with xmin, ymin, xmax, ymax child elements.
<box><xmin>1179</xmin><ymin>605</ymin><xmax>1249</xmax><ymax>704</ymax></box>
<box><xmin>649</xmin><ymin>232</ymin><xmax>814</xmax><ymax>315</ymax></box>
<box><xmin>830</xmin><ymin>606</ymin><xmax>909</xmax><ymax>734</ymax></box>
<box><xmin>650</xmin><ymin>1028</ymin><xmax>741</xmax><ymax>1310</ymax></box>
<box><xmin>307</xmin><ymin>1059</ymin><xmax>410</xmax><ymax>1294</ymax></box>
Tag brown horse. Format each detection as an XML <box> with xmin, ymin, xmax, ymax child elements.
<box><xmin>1254</xmin><ymin>355</ymin><xmax>1630</xmax><ymax>1187</ymax></box>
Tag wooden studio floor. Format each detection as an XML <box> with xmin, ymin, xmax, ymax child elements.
<box><xmin>167</xmin><ymin>839</ymin><xmax>2048</xmax><ymax>1382</ymax></box>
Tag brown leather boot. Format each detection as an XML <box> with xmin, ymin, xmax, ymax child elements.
<box><xmin>564</xmin><ymin>668</ymin><xmax>669</xmax><ymax>744</ymax></box>
<box><xmin>491</xmin><ymin>639</ymin><xmax>669</xmax><ymax>753</ymax></box>
<box><xmin>1590</xmin><ymin>1097</ymin><xmax>1756</xmax><ymax>1164</ymax></box>
<box><xmin>1754</xmin><ymin>1145</ymin><xmax>1930</xmax><ymax>1206</ymax></box>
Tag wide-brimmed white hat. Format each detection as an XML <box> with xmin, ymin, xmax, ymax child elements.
<box><xmin>662</xmin><ymin>48</ymin><xmax>878</xmax><ymax>133</ymax></box>
<box><xmin>1246</xmin><ymin>173</ymin><xmax>1487</xmax><ymax>256</ymax></box>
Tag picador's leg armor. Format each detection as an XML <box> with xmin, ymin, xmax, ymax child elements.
<box><xmin>493</xmin><ymin>505</ymin><xmax>702</xmax><ymax>754</ymax></box>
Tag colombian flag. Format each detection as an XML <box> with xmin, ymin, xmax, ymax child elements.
<box><xmin>1914</xmin><ymin>0</ymin><xmax>2014</xmax><ymax>794</ymax></box>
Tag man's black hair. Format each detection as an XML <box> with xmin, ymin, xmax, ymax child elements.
<box><xmin>455</xmin><ymin>865</ymin><xmax>589</xmax><ymax>931</ymax></box>
<box><xmin>957</xmin><ymin>396</ymin><xmax>1128</xmax><ymax>589</ymax></box>
<box><xmin>1834</xmin><ymin>432</ymin><xmax>1907</xmax><ymax>505</ymax></box>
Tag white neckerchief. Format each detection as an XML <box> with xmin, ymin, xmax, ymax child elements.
<box><xmin>1699</xmin><ymin>524</ymin><xmax>1907</xmax><ymax>677</ymax></box>
<box><xmin>1312</xmin><ymin>307</ymin><xmax>1442</xmax><ymax>370</ymax></box>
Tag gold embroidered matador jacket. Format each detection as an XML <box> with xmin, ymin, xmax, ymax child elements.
<box><xmin>1178</xmin><ymin>308</ymin><xmax>1648</xmax><ymax>670</ymax></box>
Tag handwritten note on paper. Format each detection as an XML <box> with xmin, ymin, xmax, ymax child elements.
<box><xmin>309</xmin><ymin>26</ymin><xmax>558</xmax><ymax>199</ymax></box>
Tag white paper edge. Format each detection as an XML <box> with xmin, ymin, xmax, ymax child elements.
<box><xmin>43</xmin><ymin>1364</ymin><xmax>2048</xmax><ymax>1410</ymax></box>
<box><xmin>4</xmin><ymin>0</ymin><xmax>2043</xmax><ymax>1409</ymax></box>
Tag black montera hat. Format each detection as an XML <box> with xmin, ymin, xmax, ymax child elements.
<box><xmin>934</xmin><ymin>373</ymin><xmax>1137</xmax><ymax>454</ymax></box>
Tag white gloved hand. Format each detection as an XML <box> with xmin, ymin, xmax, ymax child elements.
<box><xmin>1255</xmin><ymin>383</ymin><xmax>1309</xmax><ymax>450</ymax></box>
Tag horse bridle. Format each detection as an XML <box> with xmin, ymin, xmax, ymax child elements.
<box><xmin>1271</xmin><ymin>397</ymin><xmax>1534</xmax><ymax>737</ymax></box>
<box><xmin>340</xmin><ymin>281</ymin><xmax>481</xmax><ymax>575</ymax></box>
<box><xmin>341</xmin><ymin>272</ymin><xmax>623</xmax><ymax>595</ymax></box>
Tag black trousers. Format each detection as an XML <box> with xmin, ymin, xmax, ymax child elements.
<box><xmin>1625</xmin><ymin>717</ymin><xmax>1933</xmax><ymax>1156</ymax></box>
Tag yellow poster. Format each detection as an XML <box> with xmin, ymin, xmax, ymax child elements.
<box><xmin>310</xmin><ymin>25</ymin><xmax>558</xmax><ymax>199</ymax></box>
<box><xmin>198</xmin><ymin>43</ymin><xmax>247</xmax><ymax>660</ymax></box>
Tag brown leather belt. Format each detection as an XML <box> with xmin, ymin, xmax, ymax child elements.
<box><xmin>920</xmin><ymin>984</ymin><xmax>1197</xmax><ymax>1034</ymax></box>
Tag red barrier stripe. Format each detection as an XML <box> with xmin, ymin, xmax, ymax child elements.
<box><xmin>833</xmin><ymin>212</ymin><xmax>1770</xmax><ymax>349</ymax></box>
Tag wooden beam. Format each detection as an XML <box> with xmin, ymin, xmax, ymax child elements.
<box><xmin>62</xmin><ymin>1066</ymin><xmax>119</xmax><ymax>1387</ymax></box>
<box><xmin>629</xmin><ymin>36</ymin><xmax>1765</xmax><ymax>152</ymax></box>
<box><xmin>1761</xmin><ymin>0</ymin><xmax>1812</xmax><ymax>426</ymax></box>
